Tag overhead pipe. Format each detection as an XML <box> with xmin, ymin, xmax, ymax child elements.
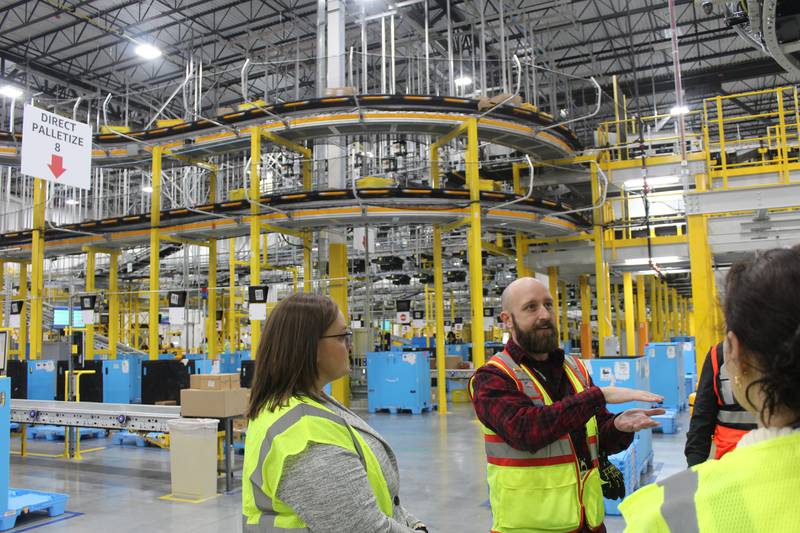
<box><xmin>485</xmin><ymin>154</ymin><xmax>535</xmax><ymax>212</ymax></box>
<box><xmin>144</xmin><ymin>65</ymin><xmax>194</xmax><ymax>130</ymax></box>
<box><xmin>534</xmin><ymin>75</ymin><xmax>602</xmax><ymax>133</ymax></box>
<box><xmin>241</xmin><ymin>58</ymin><xmax>291</xmax><ymax>129</ymax></box>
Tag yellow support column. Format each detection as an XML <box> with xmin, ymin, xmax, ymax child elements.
<box><xmin>671</xmin><ymin>289</ymin><xmax>679</xmax><ymax>340</ymax></box>
<box><xmin>228</xmin><ymin>239</ymin><xmax>236</xmax><ymax>352</ymax></box>
<box><xmin>207</xmin><ymin>240</ymin><xmax>218</xmax><ymax>358</ymax></box>
<box><xmin>548</xmin><ymin>267</ymin><xmax>560</xmax><ymax>338</ymax></box>
<box><xmin>303</xmin><ymin>231</ymin><xmax>312</xmax><ymax>293</ymax></box>
<box><xmin>590</xmin><ymin>164</ymin><xmax>609</xmax><ymax>355</ymax></box>
<box><xmin>559</xmin><ymin>280</ymin><xmax>569</xmax><ymax>345</ymax></box>
<box><xmin>30</xmin><ymin>178</ymin><xmax>46</xmax><ymax>360</ymax></box>
<box><xmin>623</xmin><ymin>273</ymin><xmax>635</xmax><ymax>356</ymax></box>
<box><xmin>207</xmin><ymin>170</ymin><xmax>219</xmax><ymax>359</ymax></box>
<box><xmin>249</xmin><ymin>128</ymin><xmax>263</xmax><ymax>353</ymax></box>
<box><xmin>514</xmin><ymin>163</ymin><xmax>531</xmax><ymax>277</ymax></box>
<box><xmin>465</xmin><ymin>118</ymin><xmax>486</xmax><ymax>368</ymax></box>
<box><xmin>636</xmin><ymin>275</ymin><xmax>648</xmax><ymax>354</ymax></box>
<box><xmin>148</xmin><ymin>146</ymin><xmax>162</xmax><ymax>361</ymax></box>
<box><xmin>19</xmin><ymin>265</ymin><xmax>28</xmax><ymax>359</ymax></box>
<box><xmin>133</xmin><ymin>292</ymin><xmax>140</xmax><ymax>350</ymax></box>
<box><xmin>579</xmin><ymin>274</ymin><xmax>592</xmax><ymax>358</ymax></box>
<box><xmin>0</xmin><ymin>261</ymin><xmax>4</xmax><ymax>327</ymax></box>
<box><xmin>660</xmin><ymin>280</ymin><xmax>669</xmax><ymax>340</ymax></box>
<box><xmin>613</xmin><ymin>282</ymin><xmax>622</xmax><ymax>342</ymax></box>
<box><xmin>433</xmin><ymin>225</ymin><xmax>448</xmax><ymax>414</ymax></box>
<box><xmin>689</xmin><ymin>211</ymin><xmax>716</xmax><ymax>374</ymax></box>
<box><xmin>328</xmin><ymin>242</ymin><xmax>350</xmax><ymax>406</ymax></box>
<box><xmin>85</xmin><ymin>251</ymin><xmax>96</xmax><ymax>360</ymax></box>
<box><xmin>108</xmin><ymin>252</ymin><xmax>119</xmax><ymax>359</ymax></box>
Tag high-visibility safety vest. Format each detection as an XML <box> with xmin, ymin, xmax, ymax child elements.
<box><xmin>709</xmin><ymin>343</ymin><xmax>757</xmax><ymax>459</ymax></box>
<box><xmin>242</xmin><ymin>396</ymin><xmax>394</xmax><ymax>532</ymax></box>
<box><xmin>469</xmin><ymin>351</ymin><xmax>604</xmax><ymax>533</ymax></box>
<box><xmin>620</xmin><ymin>431</ymin><xmax>800</xmax><ymax>532</ymax></box>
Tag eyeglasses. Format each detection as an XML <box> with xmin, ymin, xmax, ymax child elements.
<box><xmin>321</xmin><ymin>330</ymin><xmax>353</xmax><ymax>348</ymax></box>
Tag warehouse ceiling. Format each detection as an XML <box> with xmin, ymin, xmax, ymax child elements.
<box><xmin>1</xmin><ymin>0</ymin><xmax>796</xmax><ymax>143</ymax></box>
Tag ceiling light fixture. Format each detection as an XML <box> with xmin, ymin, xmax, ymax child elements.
<box><xmin>454</xmin><ymin>76</ymin><xmax>472</xmax><ymax>87</ymax></box>
<box><xmin>623</xmin><ymin>175</ymin><xmax>680</xmax><ymax>190</ymax></box>
<box><xmin>135</xmin><ymin>43</ymin><xmax>162</xmax><ymax>60</ymax></box>
<box><xmin>65</xmin><ymin>199</ymin><xmax>80</xmax><ymax>206</ymax></box>
<box><xmin>141</xmin><ymin>185</ymin><xmax>153</xmax><ymax>193</ymax></box>
<box><xmin>0</xmin><ymin>85</ymin><xmax>23</xmax><ymax>99</ymax></box>
<box><xmin>670</xmin><ymin>105</ymin><xmax>690</xmax><ymax>116</ymax></box>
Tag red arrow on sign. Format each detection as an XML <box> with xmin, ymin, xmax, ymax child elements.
<box><xmin>48</xmin><ymin>154</ymin><xmax>66</xmax><ymax>178</ymax></box>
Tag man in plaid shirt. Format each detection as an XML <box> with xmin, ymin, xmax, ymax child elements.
<box><xmin>470</xmin><ymin>277</ymin><xmax>663</xmax><ymax>533</ymax></box>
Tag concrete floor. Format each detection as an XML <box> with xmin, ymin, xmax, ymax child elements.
<box><xmin>8</xmin><ymin>403</ymin><xmax>690</xmax><ymax>532</ymax></box>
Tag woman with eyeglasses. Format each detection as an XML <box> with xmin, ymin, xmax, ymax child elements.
<box><xmin>242</xmin><ymin>293</ymin><xmax>429</xmax><ymax>533</ymax></box>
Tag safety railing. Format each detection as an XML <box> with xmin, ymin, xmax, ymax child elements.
<box><xmin>595</xmin><ymin>111</ymin><xmax>704</xmax><ymax>162</ymax></box>
<box><xmin>702</xmin><ymin>86</ymin><xmax>800</xmax><ymax>189</ymax></box>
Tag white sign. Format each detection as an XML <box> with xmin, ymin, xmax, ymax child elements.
<box><xmin>614</xmin><ymin>362</ymin><xmax>630</xmax><ymax>381</ymax></box>
<box><xmin>168</xmin><ymin>307</ymin><xmax>186</xmax><ymax>326</ymax></box>
<box><xmin>353</xmin><ymin>227</ymin><xmax>376</xmax><ymax>253</ymax></box>
<box><xmin>396</xmin><ymin>312</ymin><xmax>410</xmax><ymax>324</ymax></box>
<box><xmin>412</xmin><ymin>319</ymin><xmax>425</xmax><ymax>329</ymax></box>
<box><xmin>249</xmin><ymin>302</ymin><xmax>267</xmax><ymax>321</ymax></box>
<box><xmin>22</xmin><ymin>104</ymin><xmax>92</xmax><ymax>189</ymax></box>
<box><xmin>81</xmin><ymin>310</ymin><xmax>96</xmax><ymax>325</ymax></box>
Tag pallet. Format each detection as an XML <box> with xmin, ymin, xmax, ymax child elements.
<box><xmin>367</xmin><ymin>405</ymin><xmax>434</xmax><ymax>415</ymax></box>
<box><xmin>111</xmin><ymin>431</ymin><xmax>149</xmax><ymax>447</ymax></box>
<box><xmin>27</xmin><ymin>425</ymin><xmax>107</xmax><ymax>441</ymax></box>
<box><xmin>0</xmin><ymin>489</ymin><xmax>69</xmax><ymax>531</ymax></box>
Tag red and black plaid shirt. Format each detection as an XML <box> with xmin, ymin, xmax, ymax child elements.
<box><xmin>471</xmin><ymin>339</ymin><xmax>633</xmax><ymax>533</ymax></box>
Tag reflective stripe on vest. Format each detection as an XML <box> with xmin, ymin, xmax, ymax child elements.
<box><xmin>710</xmin><ymin>343</ymin><xmax>758</xmax><ymax>429</ymax></box>
<box><xmin>483</xmin><ymin>351</ymin><xmax>600</xmax><ymax>469</ymax></box>
<box><xmin>244</xmin><ymin>399</ymin><xmax>391</xmax><ymax>531</ymax></box>
<box><xmin>477</xmin><ymin>350</ymin><xmax>604</xmax><ymax>532</ymax></box>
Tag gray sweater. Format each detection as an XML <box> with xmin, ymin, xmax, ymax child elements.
<box><xmin>275</xmin><ymin>394</ymin><xmax>424</xmax><ymax>533</ymax></box>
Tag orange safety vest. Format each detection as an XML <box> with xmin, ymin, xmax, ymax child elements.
<box><xmin>709</xmin><ymin>343</ymin><xmax>758</xmax><ymax>459</ymax></box>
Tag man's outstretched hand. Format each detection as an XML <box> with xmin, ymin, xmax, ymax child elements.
<box><xmin>613</xmin><ymin>408</ymin><xmax>666</xmax><ymax>432</ymax></box>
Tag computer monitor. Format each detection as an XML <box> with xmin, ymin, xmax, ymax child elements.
<box><xmin>53</xmin><ymin>307</ymin><xmax>84</xmax><ymax>328</ymax></box>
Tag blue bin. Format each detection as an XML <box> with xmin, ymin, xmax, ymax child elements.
<box><xmin>26</xmin><ymin>361</ymin><xmax>58</xmax><ymax>400</ymax></box>
<box><xmin>101</xmin><ymin>360</ymin><xmax>132</xmax><ymax>403</ymax></box>
<box><xmin>603</xmin><ymin>443</ymin><xmax>638</xmax><ymax>516</ymax></box>
<box><xmin>367</xmin><ymin>351</ymin><xmax>431</xmax><ymax>414</ymax></box>
<box><xmin>119</xmin><ymin>353</ymin><xmax>143</xmax><ymax>403</ymax></box>
<box><xmin>646</xmin><ymin>342</ymin><xmax>686</xmax><ymax>411</ymax></box>
<box><xmin>586</xmin><ymin>356</ymin><xmax>651</xmax><ymax>414</ymax></box>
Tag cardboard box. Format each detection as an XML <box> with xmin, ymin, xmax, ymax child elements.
<box><xmin>190</xmin><ymin>373</ymin><xmax>240</xmax><ymax>391</ymax></box>
<box><xmin>180</xmin><ymin>388</ymin><xmax>249</xmax><ymax>418</ymax></box>
<box><xmin>445</xmin><ymin>356</ymin><xmax>463</xmax><ymax>369</ymax></box>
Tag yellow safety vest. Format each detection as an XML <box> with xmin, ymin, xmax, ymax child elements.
<box><xmin>242</xmin><ymin>396</ymin><xmax>394</xmax><ymax>532</ymax></box>
<box><xmin>620</xmin><ymin>430</ymin><xmax>800</xmax><ymax>533</ymax></box>
<box><xmin>470</xmin><ymin>351</ymin><xmax>604</xmax><ymax>533</ymax></box>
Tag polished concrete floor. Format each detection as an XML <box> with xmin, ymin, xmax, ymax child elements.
<box><xmin>8</xmin><ymin>403</ymin><xmax>691</xmax><ymax>532</ymax></box>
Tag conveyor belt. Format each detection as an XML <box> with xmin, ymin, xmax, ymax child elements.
<box><xmin>11</xmin><ymin>399</ymin><xmax>182</xmax><ymax>433</ymax></box>
<box><xmin>0</xmin><ymin>95</ymin><xmax>580</xmax><ymax>164</ymax></box>
<box><xmin>0</xmin><ymin>187</ymin><xmax>591</xmax><ymax>259</ymax></box>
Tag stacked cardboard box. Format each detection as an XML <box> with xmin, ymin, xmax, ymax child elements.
<box><xmin>181</xmin><ymin>373</ymin><xmax>249</xmax><ymax>418</ymax></box>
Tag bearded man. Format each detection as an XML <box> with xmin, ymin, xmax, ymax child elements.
<box><xmin>469</xmin><ymin>277</ymin><xmax>663</xmax><ymax>533</ymax></box>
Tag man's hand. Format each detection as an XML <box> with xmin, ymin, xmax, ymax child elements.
<box><xmin>600</xmin><ymin>386</ymin><xmax>664</xmax><ymax>405</ymax></box>
<box><xmin>613</xmin><ymin>408</ymin><xmax>666</xmax><ymax>432</ymax></box>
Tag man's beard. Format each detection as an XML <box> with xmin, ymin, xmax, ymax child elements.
<box><xmin>511</xmin><ymin>313</ymin><xmax>559</xmax><ymax>354</ymax></box>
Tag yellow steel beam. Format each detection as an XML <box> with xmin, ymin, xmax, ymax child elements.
<box><xmin>433</xmin><ymin>225</ymin><xmax>448</xmax><ymax>414</ymax></box>
<box><xmin>208</xmin><ymin>170</ymin><xmax>219</xmax><ymax>359</ymax></box>
<box><xmin>259</xmin><ymin>224</ymin><xmax>305</xmax><ymax>240</ymax></box>
<box><xmin>328</xmin><ymin>242</ymin><xmax>350</xmax><ymax>406</ymax></box>
<box><xmin>303</xmin><ymin>231</ymin><xmax>312</xmax><ymax>293</ymax></box>
<box><xmin>650</xmin><ymin>276</ymin><xmax>660</xmax><ymax>342</ymax></box>
<box><xmin>465</xmin><ymin>118</ymin><xmax>486</xmax><ymax>368</ymax></box>
<box><xmin>160</xmin><ymin>235</ymin><xmax>210</xmax><ymax>248</ymax></box>
<box><xmin>613</xmin><ymin>282</ymin><xmax>621</xmax><ymax>342</ymax></box>
<box><xmin>636</xmin><ymin>275</ymin><xmax>648</xmax><ymax>353</ymax></box>
<box><xmin>262</xmin><ymin>130</ymin><xmax>312</xmax><ymax>158</ymax></box>
<box><xmin>548</xmin><ymin>267</ymin><xmax>560</xmax><ymax>338</ymax></box>
<box><xmin>431</xmin><ymin>121</ymin><xmax>469</xmax><ymax>151</ymax></box>
<box><xmin>671</xmin><ymin>288</ymin><xmax>679</xmax><ymax>339</ymax></box>
<box><xmin>0</xmin><ymin>261</ymin><xmax>4</xmax><ymax>329</ymax></box>
<box><xmin>482</xmin><ymin>240</ymin><xmax>514</xmax><ymax>258</ymax></box>
<box><xmin>250</xmin><ymin>127</ymin><xmax>263</xmax><ymax>353</ymax></box>
<box><xmin>513</xmin><ymin>163</ymin><xmax>531</xmax><ymax>277</ymax></box>
<box><xmin>559</xmin><ymin>280</ymin><xmax>568</xmax><ymax>343</ymax></box>
<box><xmin>160</xmin><ymin>149</ymin><xmax>218</xmax><ymax>171</ymax></box>
<box><xmin>688</xmin><ymin>212</ymin><xmax>716</xmax><ymax>375</ymax></box>
<box><xmin>605</xmin><ymin>235</ymin><xmax>687</xmax><ymax>248</ymax></box>
<box><xmin>29</xmin><ymin>178</ymin><xmax>46</xmax><ymax>360</ymax></box>
<box><xmin>440</xmin><ymin>218</ymin><xmax>469</xmax><ymax>234</ymax></box>
<box><xmin>108</xmin><ymin>252</ymin><xmax>119</xmax><ymax>359</ymax></box>
<box><xmin>623</xmin><ymin>273</ymin><xmax>635</xmax><ymax>355</ymax></box>
<box><xmin>524</xmin><ymin>233</ymin><xmax>593</xmax><ymax>246</ymax></box>
<box><xmin>149</xmin><ymin>146</ymin><xmax>163</xmax><ymax>361</ymax></box>
<box><xmin>591</xmin><ymin>164</ymin><xmax>610</xmax><ymax>355</ymax></box>
<box><xmin>18</xmin><ymin>257</ymin><xmax>28</xmax><ymax>358</ymax></box>
<box><xmin>579</xmin><ymin>274</ymin><xmax>592</xmax><ymax>358</ymax></box>
<box><xmin>228</xmin><ymin>239</ymin><xmax>236</xmax><ymax>351</ymax></box>
<box><xmin>85</xmin><ymin>251</ymin><xmax>96</xmax><ymax>360</ymax></box>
